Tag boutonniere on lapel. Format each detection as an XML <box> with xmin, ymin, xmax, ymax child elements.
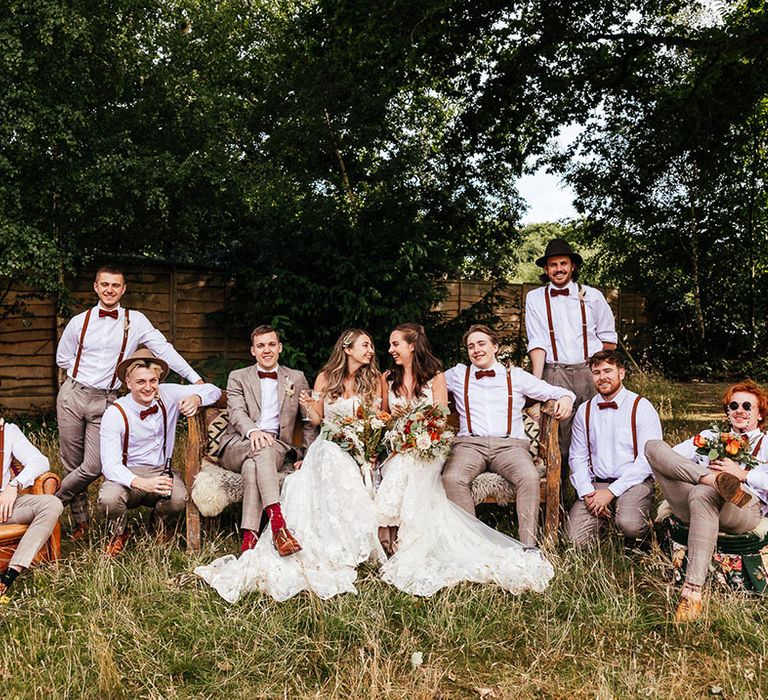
<box><xmin>285</xmin><ymin>381</ymin><xmax>295</xmax><ymax>398</ymax></box>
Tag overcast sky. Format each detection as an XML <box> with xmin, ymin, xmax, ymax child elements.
<box><xmin>517</xmin><ymin>169</ymin><xmax>578</xmax><ymax>224</ymax></box>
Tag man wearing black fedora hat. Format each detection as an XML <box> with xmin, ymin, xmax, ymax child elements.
<box><xmin>524</xmin><ymin>238</ymin><xmax>617</xmax><ymax>477</ymax></box>
<box><xmin>97</xmin><ymin>349</ymin><xmax>221</xmax><ymax>554</ymax></box>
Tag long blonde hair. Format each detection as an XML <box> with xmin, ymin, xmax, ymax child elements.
<box><xmin>319</xmin><ymin>329</ymin><xmax>380</xmax><ymax>406</ymax></box>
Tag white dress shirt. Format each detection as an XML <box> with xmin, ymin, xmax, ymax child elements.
<box><xmin>444</xmin><ymin>362</ymin><xmax>576</xmax><ymax>438</ymax></box>
<box><xmin>569</xmin><ymin>387</ymin><xmax>662</xmax><ymax>499</ymax></box>
<box><xmin>252</xmin><ymin>365</ymin><xmax>280</xmax><ymax>435</ymax></box>
<box><xmin>100</xmin><ymin>382</ymin><xmax>221</xmax><ymax>488</ymax></box>
<box><xmin>525</xmin><ymin>282</ymin><xmax>617</xmax><ymax>364</ymax></box>
<box><xmin>56</xmin><ymin>304</ymin><xmax>202</xmax><ymax>389</ymax></box>
<box><xmin>674</xmin><ymin>427</ymin><xmax>768</xmax><ymax>511</ymax></box>
<box><xmin>1</xmin><ymin>422</ymin><xmax>50</xmax><ymax>490</ymax></box>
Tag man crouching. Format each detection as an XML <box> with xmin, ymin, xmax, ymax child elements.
<box><xmin>98</xmin><ymin>349</ymin><xmax>221</xmax><ymax>554</ymax></box>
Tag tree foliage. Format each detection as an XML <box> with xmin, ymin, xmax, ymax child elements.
<box><xmin>2</xmin><ymin>1</ymin><xmax>767</xmax><ymax>374</ymax></box>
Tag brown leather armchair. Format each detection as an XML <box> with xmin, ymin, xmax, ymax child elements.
<box><xmin>0</xmin><ymin>464</ymin><xmax>62</xmax><ymax>572</ymax></box>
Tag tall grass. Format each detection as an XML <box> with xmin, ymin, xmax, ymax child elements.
<box><xmin>3</xmin><ymin>377</ymin><xmax>766</xmax><ymax>699</ymax></box>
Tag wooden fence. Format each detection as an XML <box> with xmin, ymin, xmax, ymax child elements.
<box><xmin>0</xmin><ymin>266</ymin><xmax>649</xmax><ymax>413</ymax></box>
<box><xmin>0</xmin><ymin>264</ymin><xmax>252</xmax><ymax>413</ymax></box>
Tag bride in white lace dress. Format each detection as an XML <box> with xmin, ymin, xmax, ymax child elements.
<box><xmin>195</xmin><ymin>329</ymin><xmax>385</xmax><ymax>602</ymax></box>
<box><xmin>375</xmin><ymin>323</ymin><xmax>554</xmax><ymax>597</ymax></box>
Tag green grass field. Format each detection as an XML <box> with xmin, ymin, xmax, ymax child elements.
<box><xmin>4</xmin><ymin>377</ymin><xmax>767</xmax><ymax>699</ymax></box>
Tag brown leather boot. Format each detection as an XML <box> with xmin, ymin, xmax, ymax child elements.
<box><xmin>273</xmin><ymin>527</ymin><xmax>302</xmax><ymax>557</ymax></box>
<box><xmin>70</xmin><ymin>522</ymin><xmax>90</xmax><ymax>542</ymax></box>
<box><xmin>105</xmin><ymin>530</ymin><xmax>130</xmax><ymax>556</ymax></box>
<box><xmin>674</xmin><ymin>596</ymin><xmax>703</xmax><ymax>623</ymax></box>
<box><xmin>714</xmin><ymin>472</ymin><xmax>751</xmax><ymax>507</ymax></box>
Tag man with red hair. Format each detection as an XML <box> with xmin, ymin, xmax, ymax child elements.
<box><xmin>646</xmin><ymin>380</ymin><xmax>768</xmax><ymax>622</ymax></box>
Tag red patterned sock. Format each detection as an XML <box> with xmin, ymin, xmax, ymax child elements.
<box><xmin>265</xmin><ymin>503</ymin><xmax>287</xmax><ymax>535</ymax></box>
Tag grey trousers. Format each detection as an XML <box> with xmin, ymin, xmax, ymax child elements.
<box><xmin>646</xmin><ymin>439</ymin><xmax>762</xmax><ymax>586</ymax></box>
<box><xmin>97</xmin><ymin>465</ymin><xmax>186</xmax><ymax>537</ymax></box>
<box><xmin>4</xmin><ymin>494</ymin><xmax>63</xmax><ymax>569</ymax></box>
<box><xmin>220</xmin><ymin>438</ymin><xmax>289</xmax><ymax>531</ymax></box>
<box><xmin>442</xmin><ymin>436</ymin><xmax>540</xmax><ymax>546</ymax></box>
<box><xmin>566</xmin><ymin>477</ymin><xmax>655</xmax><ymax>545</ymax></box>
<box><xmin>56</xmin><ymin>377</ymin><xmax>117</xmax><ymax>523</ymax></box>
<box><xmin>542</xmin><ymin>362</ymin><xmax>596</xmax><ymax>476</ymax></box>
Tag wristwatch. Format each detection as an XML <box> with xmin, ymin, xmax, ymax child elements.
<box><xmin>7</xmin><ymin>479</ymin><xmax>22</xmax><ymax>491</ymax></box>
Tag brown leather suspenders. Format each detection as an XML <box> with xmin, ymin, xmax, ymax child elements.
<box><xmin>544</xmin><ymin>285</ymin><xmax>588</xmax><ymax>363</ymax></box>
<box><xmin>585</xmin><ymin>394</ymin><xmax>643</xmax><ymax>471</ymax></box>
<box><xmin>72</xmin><ymin>308</ymin><xmax>93</xmax><ymax>379</ymax></box>
<box><xmin>114</xmin><ymin>404</ymin><xmax>131</xmax><ymax>465</ymax></box>
<box><xmin>630</xmin><ymin>395</ymin><xmax>641</xmax><ymax>459</ymax></box>
<box><xmin>109</xmin><ymin>309</ymin><xmax>130</xmax><ymax>390</ymax></box>
<box><xmin>71</xmin><ymin>308</ymin><xmax>131</xmax><ymax>388</ymax></box>
<box><xmin>113</xmin><ymin>396</ymin><xmax>168</xmax><ymax>467</ymax></box>
<box><xmin>463</xmin><ymin>366</ymin><xmax>513</xmax><ymax>437</ymax></box>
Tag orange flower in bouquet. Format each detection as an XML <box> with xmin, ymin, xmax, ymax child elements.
<box><xmin>694</xmin><ymin>425</ymin><xmax>758</xmax><ymax>469</ymax></box>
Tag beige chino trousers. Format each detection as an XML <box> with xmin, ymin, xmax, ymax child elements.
<box><xmin>56</xmin><ymin>377</ymin><xmax>117</xmax><ymax>523</ymax></box>
<box><xmin>4</xmin><ymin>494</ymin><xmax>63</xmax><ymax>569</ymax></box>
<box><xmin>442</xmin><ymin>436</ymin><xmax>540</xmax><ymax>546</ymax></box>
<box><xmin>646</xmin><ymin>439</ymin><xmax>762</xmax><ymax>586</ymax></box>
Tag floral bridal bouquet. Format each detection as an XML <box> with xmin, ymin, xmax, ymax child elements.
<box><xmin>384</xmin><ymin>402</ymin><xmax>455</xmax><ymax>462</ymax></box>
<box><xmin>320</xmin><ymin>404</ymin><xmax>392</xmax><ymax>493</ymax></box>
<box><xmin>693</xmin><ymin>424</ymin><xmax>760</xmax><ymax>470</ymax></box>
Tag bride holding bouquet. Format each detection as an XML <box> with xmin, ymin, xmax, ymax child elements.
<box><xmin>375</xmin><ymin>323</ymin><xmax>555</xmax><ymax>597</ymax></box>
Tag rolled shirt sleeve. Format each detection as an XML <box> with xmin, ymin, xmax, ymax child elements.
<box><xmin>6</xmin><ymin>424</ymin><xmax>50</xmax><ymax>488</ymax></box>
<box><xmin>524</xmin><ymin>289</ymin><xmax>551</xmax><ymax>354</ymax></box>
<box><xmin>592</xmin><ymin>289</ymin><xmax>618</xmax><ymax>345</ymax></box>
<box><xmin>516</xmin><ymin>369</ymin><xmax>576</xmax><ymax>403</ymax></box>
<box><xmin>135</xmin><ymin>313</ymin><xmax>203</xmax><ymax>384</ymax></box>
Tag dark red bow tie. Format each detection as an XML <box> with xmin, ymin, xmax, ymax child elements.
<box><xmin>258</xmin><ymin>371</ymin><xmax>278</xmax><ymax>380</ymax></box>
<box><xmin>140</xmin><ymin>404</ymin><xmax>159</xmax><ymax>420</ymax></box>
<box><xmin>475</xmin><ymin>369</ymin><xmax>496</xmax><ymax>379</ymax></box>
<box><xmin>598</xmin><ymin>401</ymin><xmax>618</xmax><ymax>410</ymax></box>
<box><xmin>99</xmin><ymin>309</ymin><xmax>119</xmax><ymax>319</ymax></box>
<box><xmin>550</xmin><ymin>288</ymin><xmax>569</xmax><ymax>297</ymax></box>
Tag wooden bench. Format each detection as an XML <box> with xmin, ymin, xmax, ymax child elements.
<box><xmin>184</xmin><ymin>398</ymin><xmax>561</xmax><ymax>549</ymax></box>
<box><xmin>0</xmin><ymin>460</ymin><xmax>62</xmax><ymax>572</ymax></box>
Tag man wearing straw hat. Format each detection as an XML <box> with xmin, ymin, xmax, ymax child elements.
<box><xmin>524</xmin><ymin>239</ymin><xmax>618</xmax><ymax>476</ymax></box>
<box><xmin>97</xmin><ymin>349</ymin><xmax>221</xmax><ymax>554</ymax></box>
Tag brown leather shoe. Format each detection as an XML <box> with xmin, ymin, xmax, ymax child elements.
<box><xmin>70</xmin><ymin>522</ymin><xmax>90</xmax><ymax>542</ymax></box>
<box><xmin>273</xmin><ymin>527</ymin><xmax>302</xmax><ymax>557</ymax></box>
<box><xmin>674</xmin><ymin>596</ymin><xmax>703</xmax><ymax>623</ymax></box>
<box><xmin>714</xmin><ymin>472</ymin><xmax>751</xmax><ymax>507</ymax></box>
<box><xmin>105</xmin><ymin>531</ymin><xmax>130</xmax><ymax>556</ymax></box>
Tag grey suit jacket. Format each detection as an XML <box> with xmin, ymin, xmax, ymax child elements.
<box><xmin>218</xmin><ymin>364</ymin><xmax>317</xmax><ymax>457</ymax></box>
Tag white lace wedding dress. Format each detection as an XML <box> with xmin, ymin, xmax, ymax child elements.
<box><xmin>194</xmin><ymin>396</ymin><xmax>385</xmax><ymax>602</ymax></box>
<box><xmin>375</xmin><ymin>383</ymin><xmax>555</xmax><ymax>597</ymax></box>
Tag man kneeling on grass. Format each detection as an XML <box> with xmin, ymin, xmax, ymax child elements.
<box><xmin>98</xmin><ymin>349</ymin><xmax>221</xmax><ymax>554</ymax></box>
<box><xmin>566</xmin><ymin>350</ymin><xmax>662</xmax><ymax>548</ymax></box>
<box><xmin>646</xmin><ymin>380</ymin><xmax>768</xmax><ymax>623</ymax></box>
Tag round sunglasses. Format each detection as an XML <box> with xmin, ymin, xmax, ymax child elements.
<box><xmin>727</xmin><ymin>401</ymin><xmax>753</xmax><ymax>411</ymax></box>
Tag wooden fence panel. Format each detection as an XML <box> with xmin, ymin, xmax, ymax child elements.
<box><xmin>1</xmin><ymin>268</ymin><xmax>648</xmax><ymax>413</ymax></box>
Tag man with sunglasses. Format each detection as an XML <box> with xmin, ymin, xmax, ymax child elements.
<box><xmin>646</xmin><ymin>380</ymin><xmax>768</xmax><ymax>622</ymax></box>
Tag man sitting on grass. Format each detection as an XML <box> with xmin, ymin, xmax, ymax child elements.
<box><xmin>646</xmin><ymin>380</ymin><xmax>768</xmax><ymax>622</ymax></box>
<box><xmin>98</xmin><ymin>349</ymin><xmax>221</xmax><ymax>554</ymax></box>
